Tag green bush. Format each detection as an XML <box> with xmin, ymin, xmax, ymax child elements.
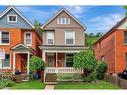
<box><xmin>83</xmin><ymin>72</ymin><xmax>96</xmax><ymax>82</ymax></box>
<box><xmin>0</xmin><ymin>79</ymin><xmax>15</xmax><ymax>88</ymax></box>
<box><xmin>73</xmin><ymin>50</ymin><xmax>97</xmax><ymax>73</ymax></box>
<box><xmin>96</xmin><ymin>61</ymin><xmax>108</xmax><ymax>80</ymax></box>
<box><xmin>29</xmin><ymin>56</ymin><xmax>46</xmax><ymax>73</ymax></box>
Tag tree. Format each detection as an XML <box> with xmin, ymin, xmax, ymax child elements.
<box><xmin>123</xmin><ymin>6</ymin><xmax>127</xmax><ymax>16</ymax></box>
<box><xmin>34</xmin><ymin>20</ymin><xmax>43</xmax><ymax>35</ymax></box>
<box><xmin>73</xmin><ymin>50</ymin><xmax>97</xmax><ymax>76</ymax></box>
<box><xmin>29</xmin><ymin>56</ymin><xmax>46</xmax><ymax>73</ymax></box>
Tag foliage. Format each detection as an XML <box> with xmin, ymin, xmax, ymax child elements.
<box><xmin>57</xmin><ymin>73</ymin><xmax>83</xmax><ymax>81</ymax></box>
<box><xmin>34</xmin><ymin>20</ymin><xmax>43</xmax><ymax>35</ymax></box>
<box><xmin>29</xmin><ymin>56</ymin><xmax>46</xmax><ymax>73</ymax></box>
<box><xmin>123</xmin><ymin>6</ymin><xmax>127</xmax><ymax>16</ymax></box>
<box><xmin>118</xmin><ymin>69</ymin><xmax>127</xmax><ymax>80</ymax></box>
<box><xmin>83</xmin><ymin>72</ymin><xmax>96</xmax><ymax>82</ymax></box>
<box><xmin>85</xmin><ymin>32</ymin><xmax>103</xmax><ymax>49</ymax></box>
<box><xmin>0</xmin><ymin>79</ymin><xmax>15</xmax><ymax>88</ymax></box>
<box><xmin>73</xmin><ymin>50</ymin><xmax>97</xmax><ymax>72</ymax></box>
<box><xmin>96</xmin><ymin>61</ymin><xmax>108</xmax><ymax>80</ymax></box>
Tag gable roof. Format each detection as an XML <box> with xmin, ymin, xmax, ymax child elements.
<box><xmin>0</xmin><ymin>6</ymin><xmax>34</xmax><ymax>28</ymax></box>
<box><xmin>41</xmin><ymin>8</ymin><xmax>86</xmax><ymax>29</ymax></box>
<box><xmin>93</xmin><ymin>16</ymin><xmax>127</xmax><ymax>45</ymax></box>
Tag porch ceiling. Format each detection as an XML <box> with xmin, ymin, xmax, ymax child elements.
<box><xmin>39</xmin><ymin>45</ymin><xmax>88</xmax><ymax>52</ymax></box>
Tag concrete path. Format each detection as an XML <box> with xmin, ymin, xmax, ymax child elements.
<box><xmin>44</xmin><ymin>85</ymin><xmax>55</xmax><ymax>90</ymax></box>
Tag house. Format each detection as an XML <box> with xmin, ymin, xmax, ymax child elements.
<box><xmin>39</xmin><ymin>8</ymin><xmax>87</xmax><ymax>82</ymax></box>
<box><xmin>0</xmin><ymin>6</ymin><xmax>42</xmax><ymax>75</ymax></box>
<box><xmin>93</xmin><ymin>16</ymin><xmax>127</xmax><ymax>75</ymax></box>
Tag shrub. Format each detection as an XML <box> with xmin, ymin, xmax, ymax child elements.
<box><xmin>0</xmin><ymin>79</ymin><xmax>15</xmax><ymax>88</ymax></box>
<box><xmin>29</xmin><ymin>56</ymin><xmax>46</xmax><ymax>73</ymax></box>
<box><xmin>96</xmin><ymin>61</ymin><xmax>108</xmax><ymax>80</ymax></box>
<box><xmin>83</xmin><ymin>72</ymin><xmax>96</xmax><ymax>82</ymax></box>
<box><xmin>118</xmin><ymin>69</ymin><xmax>127</xmax><ymax>79</ymax></box>
<box><xmin>73</xmin><ymin>50</ymin><xmax>97</xmax><ymax>76</ymax></box>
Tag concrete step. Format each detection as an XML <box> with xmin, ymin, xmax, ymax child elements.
<box><xmin>45</xmin><ymin>73</ymin><xmax>57</xmax><ymax>82</ymax></box>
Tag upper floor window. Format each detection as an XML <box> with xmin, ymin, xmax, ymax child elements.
<box><xmin>46</xmin><ymin>32</ymin><xmax>54</xmax><ymax>45</ymax></box>
<box><xmin>0</xmin><ymin>31</ymin><xmax>10</xmax><ymax>45</ymax></box>
<box><xmin>65</xmin><ymin>31</ymin><xmax>75</xmax><ymax>45</ymax></box>
<box><xmin>7</xmin><ymin>15</ymin><xmax>17</xmax><ymax>22</ymax></box>
<box><xmin>57</xmin><ymin>18</ymin><xmax>70</xmax><ymax>24</ymax></box>
<box><xmin>25</xmin><ymin>32</ymin><xmax>32</xmax><ymax>46</ymax></box>
<box><xmin>124</xmin><ymin>32</ymin><xmax>127</xmax><ymax>44</ymax></box>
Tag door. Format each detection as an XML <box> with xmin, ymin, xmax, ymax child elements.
<box><xmin>21</xmin><ymin>54</ymin><xmax>27</xmax><ymax>73</ymax></box>
<box><xmin>48</xmin><ymin>56</ymin><xmax>54</xmax><ymax>67</ymax></box>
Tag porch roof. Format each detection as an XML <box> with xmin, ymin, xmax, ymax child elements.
<box><xmin>11</xmin><ymin>43</ymin><xmax>34</xmax><ymax>53</ymax></box>
<box><xmin>39</xmin><ymin>45</ymin><xmax>88</xmax><ymax>51</ymax></box>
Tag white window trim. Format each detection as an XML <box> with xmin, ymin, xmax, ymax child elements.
<box><xmin>57</xmin><ymin>18</ymin><xmax>70</xmax><ymax>24</ymax></box>
<box><xmin>0</xmin><ymin>31</ymin><xmax>10</xmax><ymax>45</ymax></box>
<box><xmin>24</xmin><ymin>32</ymin><xmax>32</xmax><ymax>46</ymax></box>
<box><xmin>46</xmin><ymin>32</ymin><xmax>54</xmax><ymax>45</ymax></box>
<box><xmin>0</xmin><ymin>53</ymin><xmax>11</xmax><ymax>69</ymax></box>
<box><xmin>7</xmin><ymin>14</ymin><xmax>17</xmax><ymax>23</ymax></box>
<box><xmin>65</xmin><ymin>31</ymin><xmax>75</xmax><ymax>45</ymax></box>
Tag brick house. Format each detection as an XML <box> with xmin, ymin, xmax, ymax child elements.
<box><xmin>93</xmin><ymin>16</ymin><xmax>127</xmax><ymax>74</ymax></box>
<box><xmin>0</xmin><ymin>6</ymin><xmax>42</xmax><ymax>74</ymax></box>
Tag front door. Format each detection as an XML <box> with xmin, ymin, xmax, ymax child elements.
<box><xmin>48</xmin><ymin>56</ymin><xmax>54</xmax><ymax>67</ymax></box>
<box><xmin>21</xmin><ymin>54</ymin><xmax>27</xmax><ymax>73</ymax></box>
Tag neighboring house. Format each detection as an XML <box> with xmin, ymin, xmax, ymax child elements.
<box><xmin>0</xmin><ymin>6</ymin><xmax>42</xmax><ymax>75</ymax></box>
<box><xmin>39</xmin><ymin>8</ymin><xmax>87</xmax><ymax>82</ymax></box>
<box><xmin>94</xmin><ymin>16</ymin><xmax>127</xmax><ymax>75</ymax></box>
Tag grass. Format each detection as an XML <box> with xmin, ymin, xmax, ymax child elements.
<box><xmin>55</xmin><ymin>80</ymin><xmax>120</xmax><ymax>89</ymax></box>
<box><xmin>10</xmin><ymin>80</ymin><xmax>45</xmax><ymax>89</ymax></box>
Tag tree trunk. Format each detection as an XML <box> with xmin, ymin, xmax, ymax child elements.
<box><xmin>40</xmin><ymin>70</ymin><xmax>44</xmax><ymax>82</ymax></box>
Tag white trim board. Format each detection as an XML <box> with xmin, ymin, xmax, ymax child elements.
<box><xmin>41</xmin><ymin>8</ymin><xmax>86</xmax><ymax>29</ymax></box>
<box><xmin>0</xmin><ymin>6</ymin><xmax>34</xmax><ymax>28</ymax></box>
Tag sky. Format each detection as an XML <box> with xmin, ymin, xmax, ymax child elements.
<box><xmin>0</xmin><ymin>6</ymin><xmax>126</xmax><ymax>34</ymax></box>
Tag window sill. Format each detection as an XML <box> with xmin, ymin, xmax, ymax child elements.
<box><xmin>123</xmin><ymin>44</ymin><xmax>127</xmax><ymax>46</ymax></box>
<box><xmin>0</xmin><ymin>67</ymin><xmax>11</xmax><ymax>69</ymax></box>
<box><xmin>24</xmin><ymin>44</ymin><xmax>32</xmax><ymax>46</ymax></box>
<box><xmin>0</xmin><ymin>43</ymin><xmax>10</xmax><ymax>45</ymax></box>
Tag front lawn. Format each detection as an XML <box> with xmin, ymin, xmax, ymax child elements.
<box><xmin>55</xmin><ymin>80</ymin><xmax>120</xmax><ymax>89</ymax></box>
<box><xmin>10</xmin><ymin>80</ymin><xmax>45</xmax><ymax>89</ymax></box>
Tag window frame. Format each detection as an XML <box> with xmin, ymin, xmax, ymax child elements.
<box><xmin>0</xmin><ymin>31</ymin><xmax>10</xmax><ymax>45</ymax></box>
<box><xmin>65</xmin><ymin>31</ymin><xmax>75</xmax><ymax>45</ymax></box>
<box><xmin>0</xmin><ymin>53</ymin><xmax>11</xmax><ymax>69</ymax></box>
<box><xmin>46</xmin><ymin>32</ymin><xmax>54</xmax><ymax>45</ymax></box>
<box><xmin>57</xmin><ymin>17</ymin><xmax>70</xmax><ymax>24</ymax></box>
<box><xmin>24</xmin><ymin>32</ymin><xmax>32</xmax><ymax>46</ymax></box>
<box><xmin>7</xmin><ymin>14</ymin><xmax>17</xmax><ymax>23</ymax></box>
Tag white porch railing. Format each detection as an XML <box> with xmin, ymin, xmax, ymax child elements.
<box><xmin>44</xmin><ymin>67</ymin><xmax>83</xmax><ymax>74</ymax></box>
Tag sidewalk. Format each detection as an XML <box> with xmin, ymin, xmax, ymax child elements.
<box><xmin>44</xmin><ymin>85</ymin><xmax>55</xmax><ymax>90</ymax></box>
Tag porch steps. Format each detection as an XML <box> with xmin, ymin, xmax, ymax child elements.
<box><xmin>45</xmin><ymin>73</ymin><xmax>57</xmax><ymax>82</ymax></box>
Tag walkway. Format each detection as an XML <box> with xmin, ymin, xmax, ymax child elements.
<box><xmin>44</xmin><ymin>85</ymin><xmax>55</xmax><ymax>90</ymax></box>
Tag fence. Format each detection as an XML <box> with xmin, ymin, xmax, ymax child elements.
<box><xmin>105</xmin><ymin>73</ymin><xmax>127</xmax><ymax>89</ymax></box>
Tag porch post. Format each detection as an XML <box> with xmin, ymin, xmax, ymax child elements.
<box><xmin>42</xmin><ymin>51</ymin><xmax>45</xmax><ymax>61</ymax></box>
<box><xmin>13</xmin><ymin>53</ymin><xmax>16</xmax><ymax>75</ymax></box>
<box><xmin>27</xmin><ymin>52</ymin><xmax>30</xmax><ymax>75</ymax></box>
<box><xmin>56</xmin><ymin>52</ymin><xmax>58</xmax><ymax>67</ymax></box>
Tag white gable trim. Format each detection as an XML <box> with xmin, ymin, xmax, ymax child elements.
<box><xmin>41</xmin><ymin>8</ymin><xmax>86</xmax><ymax>29</ymax></box>
<box><xmin>0</xmin><ymin>6</ymin><xmax>34</xmax><ymax>28</ymax></box>
<box><xmin>11</xmin><ymin>43</ymin><xmax>30</xmax><ymax>50</ymax></box>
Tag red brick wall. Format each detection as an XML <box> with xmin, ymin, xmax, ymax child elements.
<box><xmin>94</xmin><ymin>31</ymin><xmax>116</xmax><ymax>74</ymax></box>
<box><xmin>115</xmin><ymin>29</ymin><xmax>127</xmax><ymax>73</ymax></box>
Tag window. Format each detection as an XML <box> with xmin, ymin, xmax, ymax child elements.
<box><xmin>124</xmin><ymin>32</ymin><xmax>127</xmax><ymax>44</ymax></box>
<box><xmin>0</xmin><ymin>54</ymin><xmax>11</xmax><ymax>69</ymax></box>
<box><xmin>0</xmin><ymin>31</ymin><xmax>10</xmax><ymax>44</ymax></box>
<box><xmin>65</xmin><ymin>31</ymin><xmax>75</xmax><ymax>45</ymax></box>
<box><xmin>66</xmin><ymin>54</ymin><xmax>74</xmax><ymax>67</ymax></box>
<box><xmin>57</xmin><ymin>18</ymin><xmax>70</xmax><ymax>24</ymax></box>
<box><xmin>101</xmin><ymin>56</ymin><xmax>105</xmax><ymax>61</ymax></box>
<box><xmin>126</xmin><ymin>53</ymin><xmax>127</xmax><ymax>67</ymax></box>
<box><xmin>7</xmin><ymin>15</ymin><xmax>17</xmax><ymax>22</ymax></box>
<box><xmin>46</xmin><ymin>32</ymin><xmax>54</xmax><ymax>45</ymax></box>
<box><xmin>25</xmin><ymin>32</ymin><xmax>32</xmax><ymax>46</ymax></box>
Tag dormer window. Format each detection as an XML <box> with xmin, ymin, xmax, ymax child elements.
<box><xmin>57</xmin><ymin>17</ymin><xmax>70</xmax><ymax>24</ymax></box>
<box><xmin>7</xmin><ymin>15</ymin><xmax>17</xmax><ymax>22</ymax></box>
